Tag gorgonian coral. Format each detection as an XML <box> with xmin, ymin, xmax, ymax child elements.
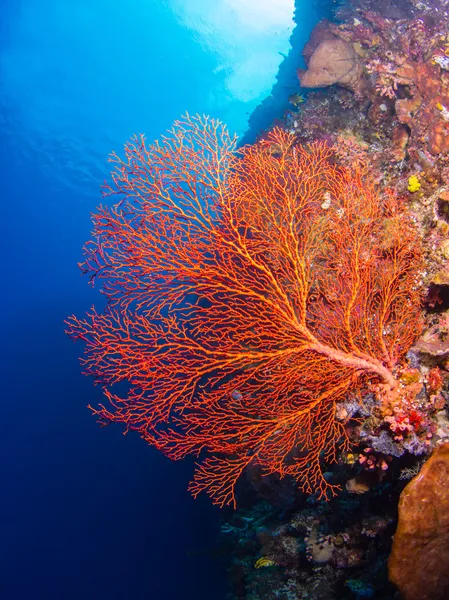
<box><xmin>67</xmin><ymin>115</ymin><xmax>423</xmax><ymax>507</ymax></box>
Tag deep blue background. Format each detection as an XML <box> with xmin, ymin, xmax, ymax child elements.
<box><xmin>0</xmin><ymin>1</ymin><xmax>319</xmax><ymax>598</ymax></box>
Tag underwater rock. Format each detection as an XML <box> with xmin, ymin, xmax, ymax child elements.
<box><xmin>388</xmin><ymin>443</ymin><xmax>449</xmax><ymax>600</ymax></box>
<box><xmin>301</xmin><ymin>19</ymin><xmax>335</xmax><ymax>64</ymax></box>
<box><xmin>435</xmin><ymin>411</ymin><xmax>449</xmax><ymax>443</ymax></box>
<box><xmin>244</xmin><ymin>464</ymin><xmax>298</xmax><ymax>508</ymax></box>
<box><xmin>390</xmin><ymin>124</ymin><xmax>410</xmax><ymax>161</ymax></box>
<box><xmin>428</xmin><ymin>120</ymin><xmax>449</xmax><ymax>156</ymax></box>
<box><xmin>345</xmin><ymin>475</ymin><xmax>372</xmax><ymax>494</ymax></box>
<box><xmin>413</xmin><ymin>314</ymin><xmax>449</xmax><ymax>360</ymax></box>
<box><xmin>298</xmin><ymin>38</ymin><xmax>364</xmax><ymax>93</ymax></box>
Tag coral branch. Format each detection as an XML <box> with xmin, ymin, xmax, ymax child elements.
<box><xmin>66</xmin><ymin>114</ymin><xmax>423</xmax><ymax>507</ymax></box>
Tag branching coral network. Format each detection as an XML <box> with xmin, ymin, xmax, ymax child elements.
<box><xmin>66</xmin><ymin>114</ymin><xmax>423</xmax><ymax>507</ymax></box>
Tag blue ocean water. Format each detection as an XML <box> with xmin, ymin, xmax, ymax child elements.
<box><xmin>0</xmin><ymin>1</ymin><xmax>320</xmax><ymax>598</ymax></box>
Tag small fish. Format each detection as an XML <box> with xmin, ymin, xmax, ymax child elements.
<box><xmin>231</xmin><ymin>390</ymin><xmax>243</xmax><ymax>401</ymax></box>
<box><xmin>289</xmin><ymin>93</ymin><xmax>306</xmax><ymax>107</ymax></box>
<box><xmin>254</xmin><ymin>557</ymin><xmax>277</xmax><ymax>569</ymax></box>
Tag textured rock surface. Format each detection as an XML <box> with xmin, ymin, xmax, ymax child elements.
<box><xmin>389</xmin><ymin>443</ymin><xmax>449</xmax><ymax>600</ymax></box>
<box><xmin>298</xmin><ymin>38</ymin><xmax>364</xmax><ymax>92</ymax></box>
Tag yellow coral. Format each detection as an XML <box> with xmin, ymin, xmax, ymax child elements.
<box><xmin>408</xmin><ymin>175</ymin><xmax>421</xmax><ymax>193</ymax></box>
<box><xmin>344</xmin><ymin>452</ymin><xmax>358</xmax><ymax>465</ymax></box>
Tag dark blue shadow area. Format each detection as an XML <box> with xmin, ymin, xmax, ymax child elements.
<box><xmin>0</xmin><ymin>134</ymin><xmax>226</xmax><ymax>600</ymax></box>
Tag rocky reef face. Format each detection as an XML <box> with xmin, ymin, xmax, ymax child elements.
<box><xmin>285</xmin><ymin>0</ymin><xmax>449</xmax><ymax>511</ymax></box>
<box><xmin>291</xmin><ymin>1</ymin><xmax>449</xmax><ymax>305</ymax></box>
<box><xmin>299</xmin><ymin>3</ymin><xmax>449</xmax><ymax>156</ymax></box>
<box><xmin>221</xmin><ymin>1</ymin><xmax>449</xmax><ymax>598</ymax></box>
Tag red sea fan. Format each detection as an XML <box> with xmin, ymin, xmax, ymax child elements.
<box><xmin>66</xmin><ymin>114</ymin><xmax>423</xmax><ymax>507</ymax></box>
